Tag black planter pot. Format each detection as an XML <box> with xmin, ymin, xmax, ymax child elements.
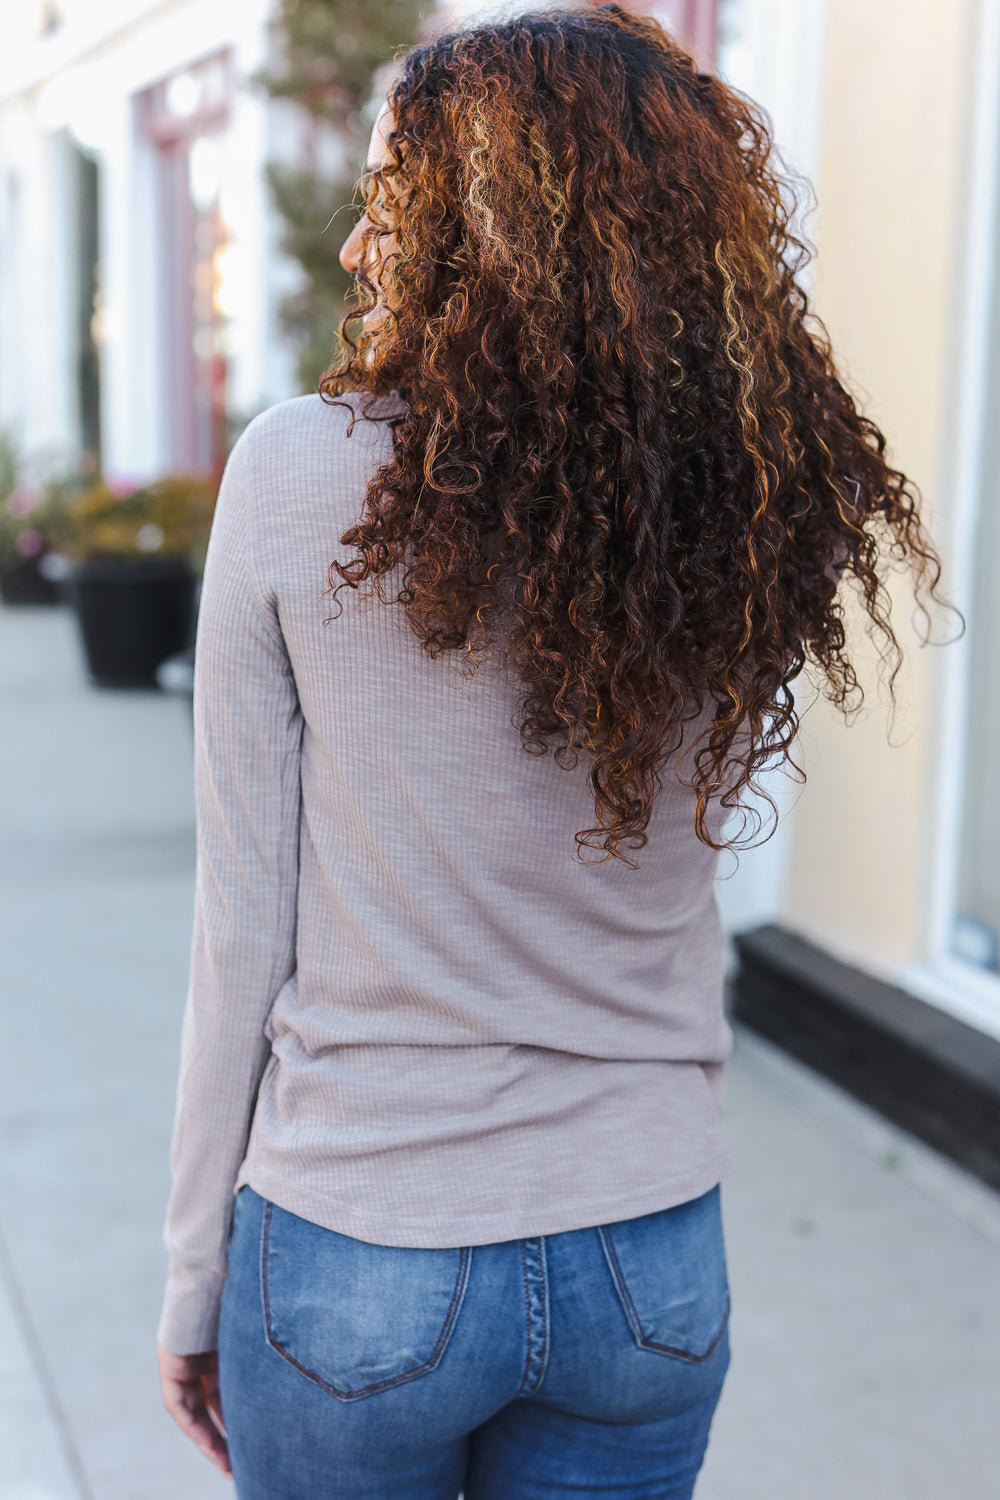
<box><xmin>67</xmin><ymin>556</ymin><xmax>197</xmax><ymax>688</ymax></box>
<box><xmin>0</xmin><ymin>554</ymin><xmax>61</xmax><ymax>605</ymax></box>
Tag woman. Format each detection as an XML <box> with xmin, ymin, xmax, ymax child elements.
<box><xmin>156</xmin><ymin>6</ymin><xmax>949</xmax><ymax>1496</ymax></box>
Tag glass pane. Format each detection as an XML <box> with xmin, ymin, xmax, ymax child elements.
<box><xmin>953</xmin><ymin>271</ymin><xmax>1000</xmax><ymax>976</ymax></box>
<box><xmin>72</xmin><ymin>142</ymin><xmax>101</xmax><ymax>466</ymax></box>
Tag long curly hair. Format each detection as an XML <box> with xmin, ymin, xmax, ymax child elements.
<box><xmin>320</xmin><ymin>3</ymin><xmax>955</xmax><ymax>866</ymax></box>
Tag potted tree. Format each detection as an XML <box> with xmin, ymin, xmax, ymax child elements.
<box><xmin>48</xmin><ymin>474</ymin><xmax>216</xmax><ymax>688</ymax></box>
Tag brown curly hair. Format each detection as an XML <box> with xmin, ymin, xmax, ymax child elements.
<box><xmin>320</xmin><ymin>2</ymin><xmax>955</xmax><ymax>866</ymax></box>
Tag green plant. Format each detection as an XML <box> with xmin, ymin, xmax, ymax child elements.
<box><xmin>0</xmin><ymin>429</ymin><xmax>15</xmax><ymax>501</ymax></box>
<box><xmin>47</xmin><ymin>474</ymin><xmax>218</xmax><ymax>570</ymax></box>
<box><xmin>255</xmin><ymin>0</ymin><xmax>425</xmax><ymax>391</ymax></box>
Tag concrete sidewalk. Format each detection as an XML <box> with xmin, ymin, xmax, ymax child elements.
<box><xmin>1</xmin><ymin>600</ymin><xmax>998</xmax><ymax>1500</ymax></box>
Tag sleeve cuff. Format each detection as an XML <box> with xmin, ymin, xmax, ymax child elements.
<box><xmin>156</xmin><ymin>1261</ymin><xmax>228</xmax><ymax>1355</ymax></box>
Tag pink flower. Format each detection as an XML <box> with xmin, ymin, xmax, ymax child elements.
<box><xmin>106</xmin><ymin>476</ymin><xmax>138</xmax><ymax>499</ymax></box>
<box><xmin>15</xmin><ymin>529</ymin><xmax>44</xmax><ymax>557</ymax></box>
<box><xmin>6</xmin><ymin>488</ymin><xmax>39</xmax><ymax>518</ymax></box>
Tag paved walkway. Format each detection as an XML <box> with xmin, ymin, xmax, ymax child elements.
<box><xmin>1</xmin><ymin>600</ymin><xmax>999</xmax><ymax>1500</ymax></box>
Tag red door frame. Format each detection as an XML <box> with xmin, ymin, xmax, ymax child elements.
<box><xmin>136</xmin><ymin>52</ymin><xmax>232</xmax><ymax>479</ymax></box>
<box><xmin>584</xmin><ymin>0</ymin><xmax>719</xmax><ymax>69</ymax></box>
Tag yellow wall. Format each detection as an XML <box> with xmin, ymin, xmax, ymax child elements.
<box><xmin>778</xmin><ymin>0</ymin><xmax>979</xmax><ymax>974</ymax></box>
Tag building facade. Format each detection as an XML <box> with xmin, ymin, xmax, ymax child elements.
<box><xmin>736</xmin><ymin>0</ymin><xmax>1000</xmax><ymax>1046</ymax></box>
<box><xmin>0</xmin><ymin>0</ymin><xmax>299</xmax><ymax>483</ymax></box>
<box><xmin>720</xmin><ymin>0</ymin><xmax>1000</xmax><ymax>1184</ymax></box>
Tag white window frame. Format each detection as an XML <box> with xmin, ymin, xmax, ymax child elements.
<box><xmin>898</xmin><ymin>0</ymin><xmax>1000</xmax><ymax>1042</ymax></box>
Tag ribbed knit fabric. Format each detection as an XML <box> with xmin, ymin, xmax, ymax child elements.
<box><xmin>156</xmin><ymin>393</ymin><xmax>735</xmax><ymax>1355</ymax></box>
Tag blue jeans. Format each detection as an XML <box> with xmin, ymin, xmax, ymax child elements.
<box><xmin>218</xmin><ymin>1183</ymin><xmax>731</xmax><ymax>1499</ymax></box>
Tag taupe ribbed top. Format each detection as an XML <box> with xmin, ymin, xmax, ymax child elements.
<box><xmin>156</xmin><ymin>393</ymin><xmax>734</xmax><ymax>1355</ymax></box>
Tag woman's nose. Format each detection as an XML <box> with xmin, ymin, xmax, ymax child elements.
<box><xmin>339</xmin><ymin>218</ymin><xmax>365</xmax><ymax>275</ymax></box>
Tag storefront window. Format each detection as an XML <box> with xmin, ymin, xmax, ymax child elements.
<box><xmin>71</xmin><ymin>141</ymin><xmax>101</xmax><ymax>467</ymax></box>
<box><xmin>953</xmin><ymin>341</ymin><xmax>1000</xmax><ymax>977</ymax></box>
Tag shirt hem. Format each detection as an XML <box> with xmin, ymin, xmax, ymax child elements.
<box><xmin>237</xmin><ymin>1146</ymin><xmax>735</xmax><ymax>1249</ymax></box>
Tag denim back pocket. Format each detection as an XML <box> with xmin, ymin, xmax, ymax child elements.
<box><xmin>261</xmin><ymin>1199</ymin><xmax>472</xmax><ymax>1400</ymax></box>
<box><xmin>598</xmin><ymin>1185</ymin><xmax>729</xmax><ymax>1364</ymax></box>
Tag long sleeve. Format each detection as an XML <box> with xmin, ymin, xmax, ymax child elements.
<box><xmin>156</xmin><ymin>424</ymin><xmax>304</xmax><ymax>1354</ymax></box>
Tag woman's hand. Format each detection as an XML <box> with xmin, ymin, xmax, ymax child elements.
<box><xmin>157</xmin><ymin>1345</ymin><xmax>232</xmax><ymax>1477</ymax></box>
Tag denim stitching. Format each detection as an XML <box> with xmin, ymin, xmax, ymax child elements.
<box><xmin>518</xmin><ymin>1237</ymin><xmax>550</xmax><ymax>1395</ymax></box>
<box><xmin>261</xmin><ymin>1202</ymin><xmax>472</xmax><ymax>1400</ymax></box>
<box><xmin>260</xmin><ymin>1200</ymin><xmax>275</xmax><ymax>1339</ymax></box>
<box><xmin>517</xmin><ymin>1239</ymin><xmax>533</xmax><ymax>1395</ymax></box>
<box><xmin>598</xmin><ymin>1224</ymin><xmax>729</xmax><ymax>1366</ymax></box>
<box><xmin>256</xmin><ymin>1196</ymin><xmax>270</xmax><ymax>1342</ymax></box>
<box><xmin>532</xmin><ymin>1235</ymin><xmax>551</xmax><ymax>1392</ymax></box>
